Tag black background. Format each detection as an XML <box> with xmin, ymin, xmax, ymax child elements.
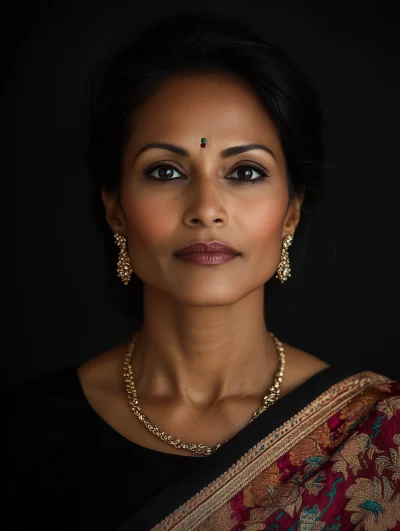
<box><xmin>4</xmin><ymin>1</ymin><xmax>400</xmax><ymax>385</ymax></box>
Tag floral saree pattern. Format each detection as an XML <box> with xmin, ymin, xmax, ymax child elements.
<box><xmin>152</xmin><ymin>372</ymin><xmax>400</xmax><ymax>531</ymax></box>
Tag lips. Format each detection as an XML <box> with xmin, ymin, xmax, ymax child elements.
<box><xmin>175</xmin><ymin>241</ymin><xmax>240</xmax><ymax>256</ymax></box>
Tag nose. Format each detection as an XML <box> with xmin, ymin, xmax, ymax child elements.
<box><xmin>182</xmin><ymin>176</ymin><xmax>228</xmax><ymax>228</ymax></box>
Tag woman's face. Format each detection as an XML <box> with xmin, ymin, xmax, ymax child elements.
<box><xmin>102</xmin><ymin>73</ymin><xmax>302</xmax><ymax>306</ymax></box>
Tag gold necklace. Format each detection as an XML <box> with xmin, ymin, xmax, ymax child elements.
<box><xmin>123</xmin><ymin>331</ymin><xmax>285</xmax><ymax>456</ymax></box>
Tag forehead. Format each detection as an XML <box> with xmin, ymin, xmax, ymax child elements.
<box><xmin>129</xmin><ymin>73</ymin><xmax>282</xmax><ymax>151</ymax></box>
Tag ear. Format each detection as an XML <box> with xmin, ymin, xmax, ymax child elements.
<box><xmin>282</xmin><ymin>191</ymin><xmax>305</xmax><ymax>238</ymax></box>
<box><xmin>101</xmin><ymin>186</ymin><xmax>126</xmax><ymax>235</ymax></box>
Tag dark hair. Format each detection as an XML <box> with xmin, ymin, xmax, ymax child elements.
<box><xmin>87</xmin><ymin>8</ymin><xmax>326</xmax><ymax>325</ymax></box>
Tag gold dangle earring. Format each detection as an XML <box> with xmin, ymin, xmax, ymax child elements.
<box><xmin>114</xmin><ymin>233</ymin><xmax>133</xmax><ymax>285</ymax></box>
<box><xmin>276</xmin><ymin>234</ymin><xmax>294</xmax><ymax>283</ymax></box>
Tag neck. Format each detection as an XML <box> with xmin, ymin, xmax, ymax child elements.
<box><xmin>131</xmin><ymin>285</ymin><xmax>280</xmax><ymax>409</ymax></box>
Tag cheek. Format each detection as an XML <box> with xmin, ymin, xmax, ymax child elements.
<box><xmin>122</xmin><ymin>190</ymin><xmax>177</xmax><ymax>247</ymax></box>
<box><xmin>244</xmin><ymin>197</ymin><xmax>286</xmax><ymax>248</ymax></box>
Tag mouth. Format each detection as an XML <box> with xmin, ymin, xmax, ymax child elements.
<box><xmin>174</xmin><ymin>241</ymin><xmax>240</xmax><ymax>256</ymax></box>
<box><xmin>175</xmin><ymin>252</ymin><xmax>240</xmax><ymax>266</ymax></box>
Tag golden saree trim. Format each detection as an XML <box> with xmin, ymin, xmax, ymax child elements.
<box><xmin>151</xmin><ymin>371</ymin><xmax>392</xmax><ymax>531</ymax></box>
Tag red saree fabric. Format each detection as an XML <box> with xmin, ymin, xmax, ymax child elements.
<box><xmin>152</xmin><ymin>372</ymin><xmax>400</xmax><ymax>531</ymax></box>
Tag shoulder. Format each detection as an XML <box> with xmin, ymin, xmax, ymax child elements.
<box><xmin>76</xmin><ymin>339</ymin><xmax>130</xmax><ymax>394</ymax></box>
<box><xmin>281</xmin><ymin>342</ymin><xmax>330</xmax><ymax>396</ymax></box>
<box><xmin>330</xmin><ymin>372</ymin><xmax>400</xmax><ymax>445</ymax></box>
<box><xmin>330</xmin><ymin>375</ymin><xmax>400</xmax><ymax>469</ymax></box>
<box><xmin>369</xmin><ymin>375</ymin><xmax>400</xmax><ymax>421</ymax></box>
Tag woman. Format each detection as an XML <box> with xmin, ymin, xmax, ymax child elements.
<box><xmin>6</xmin><ymin>8</ymin><xmax>400</xmax><ymax>531</ymax></box>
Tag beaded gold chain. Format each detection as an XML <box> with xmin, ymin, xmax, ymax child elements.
<box><xmin>123</xmin><ymin>331</ymin><xmax>285</xmax><ymax>456</ymax></box>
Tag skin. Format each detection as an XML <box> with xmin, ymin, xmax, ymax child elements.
<box><xmin>78</xmin><ymin>72</ymin><xmax>328</xmax><ymax>456</ymax></box>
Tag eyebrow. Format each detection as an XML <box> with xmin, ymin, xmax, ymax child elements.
<box><xmin>133</xmin><ymin>142</ymin><xmax>276</xmax><ymax>162</ymax></box>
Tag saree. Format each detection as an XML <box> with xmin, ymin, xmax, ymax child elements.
<box><xmin>117</xmin><ymin>367</ymin><xmax>400</xmax><ymax>531</ymax></box>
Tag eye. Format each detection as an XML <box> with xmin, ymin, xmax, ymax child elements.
<box><xmin>143</xmin><ymin>162</ymin><xmax>270</xmax><ymax>185</ymax></box>
<box><xmin>144</xmin><ymin>164</ymin><xmax>182</xmax><ymax>181</ymax></box>
<box><xmin>227</xmin><ymin>165</ymin><xmax>269</xmax><ymax>185</ymax></box>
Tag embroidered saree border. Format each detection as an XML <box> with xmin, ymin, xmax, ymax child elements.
<box><xmin>151</xmin><ymin>371</ymin><xmax>392</xmax><ymax>531</ymax></box>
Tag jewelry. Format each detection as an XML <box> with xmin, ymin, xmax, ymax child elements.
<box><xmin>123</xmin><ymin>331</ymin><xmax>285</xmax><ymax>456</ymax></box>
<box><xmin>276</xmin><ymin>234</ymin><xmax>294</xmax><ymax>283</ymax></box>
<box><xmin>114</xmin><ymin>233</ymin><xmax>133</xmax><ymax>285</ymax></box>
<box><xmin>200</xmin><ymin>137</ymin><xmax>207</xmax><ymax>148</ymax></box>
<box><xmin>114</xmin><ymin>232</ymin><xmax>294</xmax><ymax>286</ymax></box>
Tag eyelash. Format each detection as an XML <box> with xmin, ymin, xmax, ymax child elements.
<box><xmin>143</xmin><ymin>163</ymin><xmax>270</xmax><ymax>185</ymax></box>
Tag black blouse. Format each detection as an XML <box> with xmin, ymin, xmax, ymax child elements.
<box><xmin>6</xmin><ymin>361</ymin><xmax>364</xmax><ymax>531</ymax></box>
<box><xmin>5</xmin><ymin>366</ymin><xmax>201</xmax><ymax>531</ymax></box>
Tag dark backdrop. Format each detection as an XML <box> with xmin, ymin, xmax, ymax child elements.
<box><xmin>4</xmin><ymin>1</ymin><xmax>400</xmax><ymax>386</ymax></box>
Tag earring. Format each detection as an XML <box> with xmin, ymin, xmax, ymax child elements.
<box><xmin>114</xmin><ymin>233</ymin><xmax>133</xmax><ymax>285</ymax></box>
<box><xmin>276</xmin><ymin>234</ymin><xmax>294</xmax><ymax>284</ymax></box>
